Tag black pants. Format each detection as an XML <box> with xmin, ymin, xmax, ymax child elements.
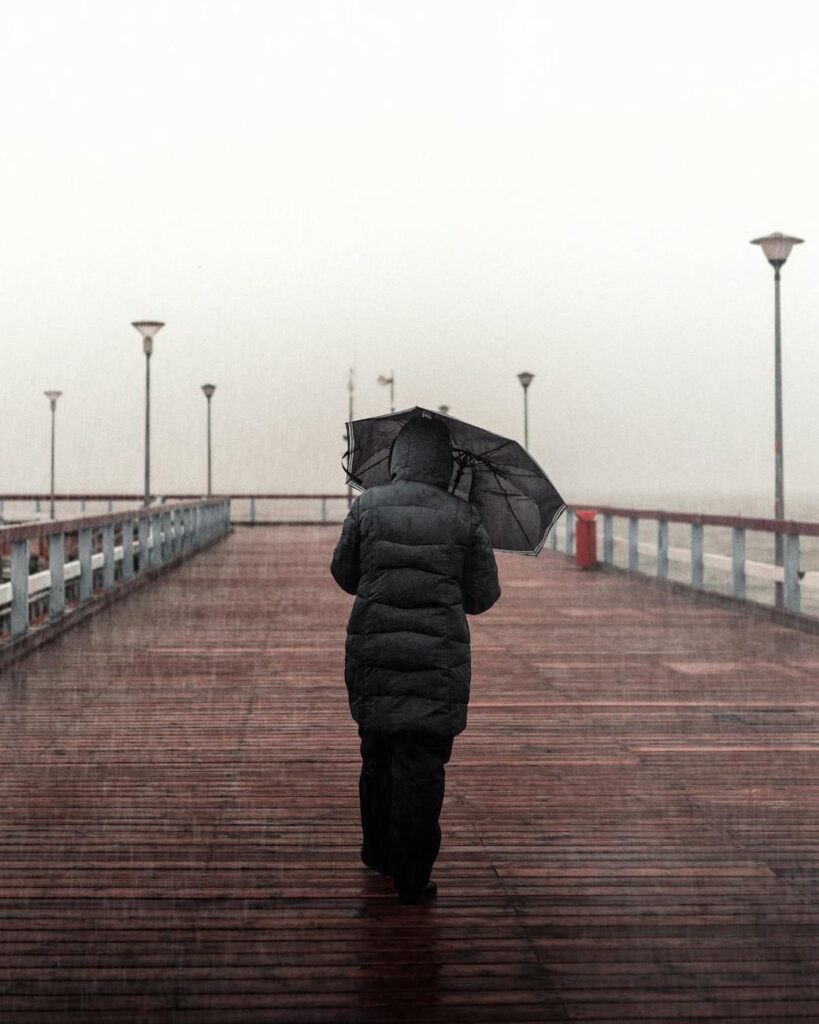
<box><xmin>358</xmin><ymin>727</ymin><xmax>454</xmax><ymax>893</ymax></box>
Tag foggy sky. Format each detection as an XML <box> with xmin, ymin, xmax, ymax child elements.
<box><xmin>2</xmin><ymin>1</ymin><xmax>819</xmax><ymax>511</ymax></box>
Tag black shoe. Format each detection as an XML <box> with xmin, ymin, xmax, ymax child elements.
<box><xmin>362</xmin><ymin>854</ymin><xmax>392</xmax><ymax>876</ymax></box>
<box><xmin>398</xmin><ymin>881</ymin><xmax>438</xmax><ymax>905</ymax></box>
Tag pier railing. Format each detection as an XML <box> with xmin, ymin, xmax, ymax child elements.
<box><xmin>6</xmin><ymin>494</ymin><xmax>817</xmax><ymax>620</ymax></box>
<box><xmin>558</xmin><ymin>505</ymin><xmax>819</xmax><ymax>618</ymax></box>
<box><xmin>0</xmin><ymin>498</ymin><xmax>230</xmax><ymax>654</ymax></box>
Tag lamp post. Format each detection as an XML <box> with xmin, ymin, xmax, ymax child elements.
<box><xmin>750</xmin><ymin>232</ymin><xmax>804</xmax><ymax>607</ymax></box>
<box><xmin>201</xmin><ymin>384</ymin><xmax>216</xmax><ymax>496</ymax></box>
<box><xmin>377</xmin><ymin>372</ymin><xmax>395</xmax><ymax>413</ymax></box>
<box><xmin>517</xmin><ymin>372</ymin><xmax>534</xmax><ymax>451</ymax></box>
<box><xmin>44</xmin><ymin>390</ymin><xmax>62</xmax><ymax>518</ymax></box>
<box><xmin>346</xmin><ymin>368</ymin><xmax>355</xmax><ymax>508</ymax></box>
<box><xmin>131</xmin><ymin>321</ymin><xmax>165</xmax><ymax>506</ymax></box>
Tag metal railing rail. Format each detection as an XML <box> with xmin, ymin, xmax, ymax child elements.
<box><xmin>1</xmin><ymin>498</ymin><xmax>231</xmax><ymax>648</ymax></box>
<box><xmin>0</xmin><ymin>494</ymin><xmax>349</xmax><ymax>525</ymax></box>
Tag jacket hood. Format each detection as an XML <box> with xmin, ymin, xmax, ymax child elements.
<box><xmin>389</xmin><ymin>415</ymin><xmax>453</xmax><ymax>489</ymax></box>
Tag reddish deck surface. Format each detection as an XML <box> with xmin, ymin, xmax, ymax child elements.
<box><xmin>2</xmin><ymin>527</ymin><xmax>819</xmax><ymax>1022</ymax></box>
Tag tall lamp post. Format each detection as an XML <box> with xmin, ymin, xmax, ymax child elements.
<box><xmin>750</xmin><ymin>232</ymin><xmax>804</xmax><ymax>607</ymax></box>
<box><xmin>201</xmin><ymin>384</ymin><xmax>216</xmax><ymax>496</ymax></box>
<box><xmin>346</xmin><ymin>368</ymin><xmax>355</xmax><ymax>508</ymax></box>
<box><xmin>131</xmin><ymin>321</ymin><xmax>165</xmax><ymax>506</ymax></box>
<box><xmin>44</xmin><ymin>390</ymin><xmax>62</xmax><ymax>518</ymax></box>
<box><xmin>377</xmin><ymin>372</ymin><xmax>395</xmax><ymax>413</ymax></box>
<box><xmin>517</xmin><ymin>372</ymin><xmax>534</xmax><ymax>451</ymax></box>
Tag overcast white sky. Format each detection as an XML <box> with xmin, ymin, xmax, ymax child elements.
<box><xmin>2</xmin><ymin>0</ymin><xmax>819</xmax><ymax>511</ymax></box>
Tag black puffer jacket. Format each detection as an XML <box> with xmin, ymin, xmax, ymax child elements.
<box><xmin>331</xmin><ymin>416</ymin><xmax>501</xmax><ymax>736</ymax></box>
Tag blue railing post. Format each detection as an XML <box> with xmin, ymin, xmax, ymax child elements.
<box><xmin>783</xmin><ymin>532</ymin><xmax>800</xmax><ymax>613</ymax></box>
<box><xmin>250</xmin><ymin>497</ymin><xmax>256</xmax><ymax>525</ymax></box>
<box><xmin>731</xmin><ymin>527</ymin><xmax>746</xmax><ymax>599</ymax></box>
<box><xmin>565</xmin><ymin>510</ymin><xmax>574</xmax><ymax>557</ymax></box>
<box><xmin>171</xmin><ymin>510</ymin><xmax>181</xmax><ymax>557</ymax></box>
<box><xmin>180</xmin><ymin>509</ymin><xmax>189</xmax><ymax>554</ymax></box>
<box><xmin>48</xmin><ymin>532</ymin><xmax>65</xmax><ymax>620</ymax></box>
<box><xmin>603</xmin><ymin>514</ymin><xmax>614</xmax><ymax>564</ymax></box>
<box><xmin>78</xmin><ymin>528</ymin><xmax>93</xmax><ymax>603</ymax></box>
<box><xmin>691</xmin><ymin>523</ymin><xmax>704</xmax><ymax>588</ymax></box>
<box><xmin>138</xmin><ymin>516</ymin><xmax>149</xmax><ymax>572</ymax></box>
<box><xmin>161</xmin><ymin>512</ymin><xmax>172</xmax><ymax>563</ymax></box>
<box><xmin>149</xmin><ymin>517</ymin><xmax>160</xmax><ymax>569</ymax></box>
<box><xmin>628</xmin><ymin>518</ymin><xmax>639</xmax><ymax>571</ymax></box>
<box><xmin>122</xmin><ymin>518</ymin><xmax>134</xmax><ymax>580</ymax></box>
<box><xmin>657</xmin><ymin>520</ymin><xmax>669</xmax><ymax>579</ymax></box>
<box><xmin>10</xmin><ymin>539</ymin><xmax>29</xmax><ymax>638</ymax></box>
<box><xmin>102</xmin><ymin>523</ymin><xmax>115</xmax><ymax>591</ymax></box>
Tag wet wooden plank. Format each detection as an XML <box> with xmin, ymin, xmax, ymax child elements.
<box><xmin>2</xmin><ymin>526</ymin><xmax>819</xmax><ymax>1020</ymax></box>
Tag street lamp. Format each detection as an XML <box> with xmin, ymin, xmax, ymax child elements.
<box><xmin>201</xmin><ymin>384</ymin><xmax>216</xmax><ymax>496</ymax></box>
<box><xmin>750</xmin><ymin>232</ymin><xmax>804</xmax><ymax>607</ymax></box>
<box><xmin>377</xmin><ymin>372</ymin><xmax>395</xmax><ymax>413</ymax></box>
<box><xmin>517</xmin><ymin>372</ymin><xmax>535</xmax><ymax>451</ymax></box>
<box><xmin>44</xmin><ymin>390</ymin><xmax>62</xmax><ymax>518</ymax></box>
<box><xmin>131</xmin><ymin>320</ymin><xmax>165</xmax><ymax>506</ymax></box>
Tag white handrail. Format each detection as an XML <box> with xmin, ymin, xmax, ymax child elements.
<box><xmin>609</xmin><ymin>535</ymin><xmax>819</xmax><ymax>587</ymax></box>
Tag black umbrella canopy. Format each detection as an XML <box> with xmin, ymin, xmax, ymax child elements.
<box><xmin>344</xmin><ymin>406</ymin><xmax>565</xmax><ymax>555</ymax></box>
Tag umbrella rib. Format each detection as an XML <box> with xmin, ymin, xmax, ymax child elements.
<box><xmin>485</xmin><ymin>461</ymin><xmax>538</xmax><ymax>550</ymax></box>
<box><xmin>361</xmin><ymin>451</ymin><xmax>391</xmax><ymax>473</ymax></box>
<box><xmin>474</xmin><ymin>438</ymin><xmax>514</xmax><ymax>461</ymax></box>
<box><xmin>349</xmin><ymin>449</ymin><xmax>392</xmax><ymax>482</ymax></box>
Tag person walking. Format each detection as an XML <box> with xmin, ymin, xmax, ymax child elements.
<box><xmin>331</xmin><ymin>414</ymin><xmax>500</xmax><ymax>904</ymax></box>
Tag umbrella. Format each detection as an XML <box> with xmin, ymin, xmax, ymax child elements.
<box><xmin>343</xmin><ymin>406</ymin><xmax>565</xmax><ymax>555</ymax></box>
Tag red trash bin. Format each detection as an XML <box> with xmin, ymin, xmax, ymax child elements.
<box><xmin>574</xmin><ymin>509</ymin><xmax>598</xmax><ymax>570</ymax></box>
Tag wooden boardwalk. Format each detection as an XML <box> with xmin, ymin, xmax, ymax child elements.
<box><xmin>2</xmin><ymin>526</ymin><xmax>819</xmax><ymax>1023</ymax></box>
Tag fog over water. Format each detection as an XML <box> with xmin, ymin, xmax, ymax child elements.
<box><xmin>2</xmin><ymin>1</ymin><xmax>819</xmax><ymax>514</ymax></box>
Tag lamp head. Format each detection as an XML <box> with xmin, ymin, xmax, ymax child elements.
<box><xmin>751</xmin><ymin>232</ymin><xmax>804</xmax><ymax>269</ymax></box>
<box><xmin>44</xmin><ymin>390</ymin><xmax>62</xmax><ymax>408</ymax></box>
<box><xmin>517</xmin><ymin>371</ymin><xmax>535</xmax><ymax>389</ymax></box>
<box><xmin>132</xmin><ymin>320</ymin><xmax>165</xmax><ymax>355</ymax></box>
<box><xmin>201</xmin><ymin>384</ymin><xmax>216</xmax><ymax>399</ymax></box>
<box><xmin>377</xmin><ymin>374</ymin><xmax>393</xmax><ymax>386</ymax></box>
